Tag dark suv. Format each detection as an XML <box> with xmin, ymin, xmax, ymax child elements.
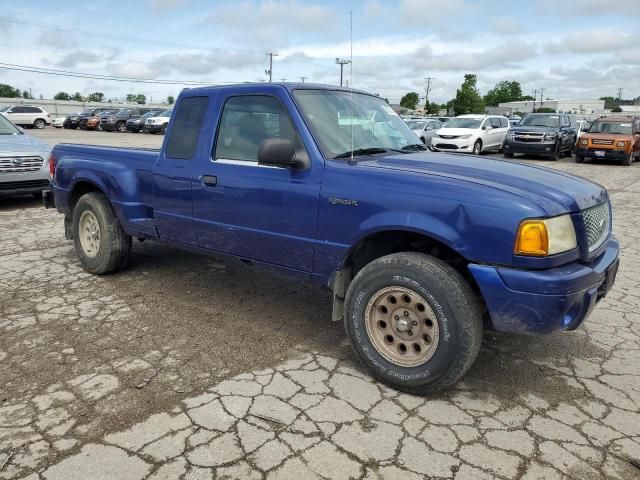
<box><xmin>102</xmin><ymin>108</ymin><xmax>156</xmax><ymax>132</ymax></box>
<box><xmin>126</xmin><ymin>110</ymin><xmax>161</xmax><ymax>133</ymax></box>
<box><xmin>64</xmin><ymin>108</ymin><xmax>110</xmax><ymax>129</ymax></box>
<box><xmin>503</xmin><ymin>113</ymin><xmax>577</xmax><ymax>160</ymax></box>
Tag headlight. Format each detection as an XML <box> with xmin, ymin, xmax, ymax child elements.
<box><xmin>543</xmin><ymin>133</ymin><xmax>558</xmax><ymax>142</ymax></box>
<box><xmin>108</xmin><ymin>116</ymin><xmax>115</xmax><ymax>122</ymax></box>
<box><xmin>507</xmin><ymin>130</ymin><xmax>515</xmax><ymax>137</ymax></box>
<box><xmin>616</xmin><ymin>141</ymin><xmax>626</xmax><ymax>147</ymax></box>
<box><xmin>459</xmin><ymin>134</ymin><xmax>472</xmax><ymax>139</ymax></box>
<box><xmin>515</xmin><ymin>214</ymin><xmax>577</xmax><ymax>256</ymax></box>
<box><xmin>580</xmin><ymin>139</ymin><xmax>588</xmax><ymax>145</ymax></box>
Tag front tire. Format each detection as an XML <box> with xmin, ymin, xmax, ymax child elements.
<box><xmin>344</xmin><ymin>253</ymin><xmax>483</xmax><ymax>394</ymax></box>
<box><xmin>472</xmin><ymin>140</ymin><xmax>482</xmax><ymax>155</ymax></box>
<box><xmin>116</xmin><ymin>121</ymin><xmax>127</xmax><ymax>133</ymax></box>
<box><xmin>72</xmin><ymin>192</ymin><xmax>131</xmax><ymax>274</ymax></box>
<box><xmin>575</xmin><ymin>154</ymin><xmax>585</xmax><ymax>163</ymax></box>
<box><xmin>623</xmin><ymin>152</ymin><xmax>633</xmax><ymax>166</ymax></box>
<box><xmin>551</xmin><ymin>142</ymin><xmax>560</xmax><ymax>161</ymax></box>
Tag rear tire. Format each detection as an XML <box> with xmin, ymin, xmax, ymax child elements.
<box><xmin>344</xmin><ymin>253</ymin><xmax>483</xmax><ymax>394</ymax></box>
<box><xmin>33</xmin><ymin>119</ymin><xmax>46</xmax><ymax>129</ymax></box>
<box><xmin>72</xmin><ymin>192</ymin><xmax>131</xmax><ymax>274</ymax></box>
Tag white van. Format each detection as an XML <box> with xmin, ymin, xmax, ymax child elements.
<box><xmin>431</xmin><ymin>114</ymin><xmax>510</xmax><ymax>155</ymax></box>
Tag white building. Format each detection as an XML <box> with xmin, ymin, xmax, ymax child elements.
<box><xmin>498</xmin><ymin>99</ymin><xmax>605</xmax><ymax>115</ymax></box>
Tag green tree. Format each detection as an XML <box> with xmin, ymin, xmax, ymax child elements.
<box><xmin>399</xmin><ymin>92</ymin><xmax>420</xmax><ymax>110</ymax></box>
<box><xmin>127</xmin><ymin>93</ymin><xmax>147</xmax><ymax>104</ymax></box>
<box><xmin>483</xmin><ymin>80</ymin><xmax>524</xmax><ymax>106</ymax></box>
<box><xmin>167</xmin><ymin>95</ymin><xmax>175</xmax><ymax>105</ymax></box>
<box><xmin>86</xmin><ymin>92</ymin><xmax>105</xmax><ymax>102</ymax></box>
<box><xmin>54</xmin><ymin>92</ymin><xmax>71</xmax><ymax>101</ymax></box>
<box><xmin>452</xmin><ymin>74</ymin><xmax>485</xmax><ymax>115</ymax></box>
<box><xmin>599</xmin><ymin>96</ymin><xmax>616</xmax><ymax>110</ymax></box>
<box><xmin>533</xmin><ymin>107</ymin><xmax>556</xmax><ymax>113</ymax></box>
<box><xmin>425</xmin><ymin>101</ymin><xmax>443</xmax><ymax>115</ymax></box>
<box><xmin>22</xmin><ymin>90</ymin><xmax>33</xmax><ymax>99</ymax></box>
<box><xmin>72</xmin><ymin>92</ymin><xmax>84</xmax><ymax>101</ymax></box>
<box><xmin>611</xmin><ymin>105</ymin><xmax>623</xmax><ymax>113</ymax></box>
<box><xmin>0</xmin><ymin>84</ymin><xmax>21</xmax><ymax>97</ymax></box>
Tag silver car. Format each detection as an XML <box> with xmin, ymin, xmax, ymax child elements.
<box><xmin>407</xmin><ymin>118</ymin><xmax>443</xmax><ymax>145</ymax></box>
<box><xmin>0</xmin><ymin>114</ymin><xmax>51</xmax><ymax>197</ymax></box>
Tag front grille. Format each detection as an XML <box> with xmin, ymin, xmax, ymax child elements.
<box><xmin>438</xmin><ymin>135</ymin><xmax>460</xmax><ymax>140</ymax></box>
<box><xmin>591</xmin><ymin>139</ymin><xmax>613</xmax><ymax>145</ymax></box>
<box><xmin>435</xmin><ymin>143</ymin><xmax>459</xmax><ymax>150</ymax></box>
<box><xmin>101</xmin><ymin>118</ymin><xmax>108</xmax><ymax>124</ymax></box>
<box><xmin>0</xmin><ymin>156</ymin><xmax>44</xmax><ymax>173</ymax></box>
<box><xmin>0</xmin><ymin>179</ymin><xmax>49</xmax><ymax>191</ymax></box>
<box><xmin>581</xmin><ymin>202</ymin><xmax>610</xmax><ymax>253</ymax></box>
<box><xmin>513</xmin><ymin>135</ymin><xmax>544</xmax><ymax>143</ymax></box>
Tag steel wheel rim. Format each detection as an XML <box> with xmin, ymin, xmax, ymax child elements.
<box><xmin>365</xmin><ymin>286</ymin><xmax>440</xmax><ymax>367</ymax></box>
<box><xmin>79</xmin><ymin>211</ymin><xmax>101</xmax><ymax>258</ymax></box>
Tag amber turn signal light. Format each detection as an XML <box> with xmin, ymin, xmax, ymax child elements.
<box><xmin>515</xmin><ymin>220</ymin><xmax>549</xmax><ymax>256</ymax></box>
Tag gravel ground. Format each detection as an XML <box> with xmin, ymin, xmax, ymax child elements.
<box><xmin>0</xmin><ymin>128</ymin><xmax>639</xmax><ymax>479</ymax></box>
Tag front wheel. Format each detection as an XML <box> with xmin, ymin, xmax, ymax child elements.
<box><xmin>344</xmin><ymin>253</ymin><xmax>483</xmax><ymax>394</ymax></box>
<box><xmin>550</xmin><ymin>142</ymin><xmax>560</xmax><ymax>161</ymax></box>
<box><xmin>472</xmin><ymin>140</ymin><xmax>482</xmax><ymax>155</ymax></box>
<box><xmin>623</xmin><ymin>152</ymin><xmax>633</xmax><ymax>166</ymax></box>
<box><xmin>116</xmin><ymin>121</ymin><xmax>127</xmax><ymax>133</ymax></box>
<box><xmin>72</xmin><ymin>192</ymin><xmax>131</xmax><ymax>274</ymax></box>
<box><xmin>575</xmin><ymin>154</ymin><xmax>585</xmax><ymax>163</ymax></box>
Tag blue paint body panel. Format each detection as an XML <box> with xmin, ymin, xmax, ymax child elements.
<box><xmin>50</xmin><ymin>83</ymin><xmax>620</xmax><ymax>335</ymax></box>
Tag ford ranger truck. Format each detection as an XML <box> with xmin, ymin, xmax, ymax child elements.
<box><xmin>503</xmin><ymin>112</ymin><xmax>577</xmax><ymax>161</ymax></box>
<box><xmin>576</xmin><ymin>115</ymin><xmax>640</xmax><ymax>166</ymax></box>
<box><xmin>43</xmin><ymin>84</ymin><xmax>620</xmax><ymax>394</ymax></box>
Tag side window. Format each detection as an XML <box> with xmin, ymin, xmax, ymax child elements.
<box><xmin>490</xmin><ymin>117</ymin><xmax>501</xmax><ymax>128</ymax></box>
<box><xmin>434</xmin><ymin>121</ymin><xmax>443</xmax><ymax>129</ymax></box>
<box><xmin>214</xmin><ymin>95</ymin><xmax>299</xmax><ymax>163</ymax></box>
<box><xmin>11</xmin><ymin>106</ymin><xmax>25</xmax><ymax>113</ymax></box>
<box><xmin>165</xmin><ymin>96</ymin><xmax>209</xmax><ymax>160</ymax></box>
<box><xmin>499</xmin><ymin>118</ymin><xmax>508</xmax><ymax>128</ymax></box>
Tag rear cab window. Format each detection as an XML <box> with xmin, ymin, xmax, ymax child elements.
<box><xmin>165</xmin><ymin>96</ymin><xmax>209</xmax><ymax>160</ymax></box>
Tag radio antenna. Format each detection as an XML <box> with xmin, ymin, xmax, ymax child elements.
<box><xmin>350</xmin><ymin>10</ymin><xmax>354</xmax><ymax>163</ymax></box>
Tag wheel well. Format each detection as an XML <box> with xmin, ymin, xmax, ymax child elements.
<box><xmin>69</xmin><ymin>181</ymin><xmax>104</xmax><ymax>214</ymax></box>
<box><xmin>337</xmin><ymin>230</ymin><xmax>489</xmax><ymax>326</ymax></box>
<box><xmin>34</xmin><ymin>118</ymin><xmax>45</xmax><ymax>123</ymax></box>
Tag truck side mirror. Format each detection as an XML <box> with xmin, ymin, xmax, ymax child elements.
<box><xmin>258</xmin><ymin>138</ymin><xmax>309</xmax><ymax>170</ymax></box>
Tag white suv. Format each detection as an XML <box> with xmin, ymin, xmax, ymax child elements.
<box><xmin>0</xmin><ymin>105</ymin><xmax>52</xmax><ymax>129</ymax></box>
<box><xmin>431</xmin><ymin>114</ymin><xmax>510</xmax><ymax>155</ymax></box>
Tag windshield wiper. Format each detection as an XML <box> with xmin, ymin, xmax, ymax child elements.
<box><xmin>333</xmin><ymin>147</ymin><xmax>389</xmax><ymax>159</ymax></box>
<box><xmin>401</xmin><ymin>144</ymin><xmax>428</xmax><ymax>152</ymax></box>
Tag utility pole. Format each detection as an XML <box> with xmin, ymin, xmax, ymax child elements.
<box><xmin>424</xmin><ymin>76</ymin><xmax>434</xmax><ymax>109</ymax></box>
<box><xmin>532</xmin><ymin>89</ymin><xmax>538</xmax><ymax>111</ymax></box>
<box><xmin>617</xmin><ymin>87</ymin><xmax>623</xmax><ymax>100</ymax></box>
<box><xmin>335</xmin><ymin>58</ymin><xmax>351</xmax><ymax>87</ymax></box>
<box><xmin>539</xmin><ymin>88</ymin><xmax>545</xmax><ymax>109</ymax></box>
<box><xmin>299</xmin><ymin>76</ymin><xmax>307</xmax><ymax>83</ymax></box>
<box><xmin>280</xmin><ymin>78</ymin><xmax>287</xmax><ymax>83</ymax></box>
<box><xmin>265</xmin><ymin>52</ymin><xmax>278</xmax><ymax>82</ymax></box>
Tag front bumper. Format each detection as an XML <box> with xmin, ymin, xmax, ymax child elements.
<box><xmin>0</xmin><ymin>178</ymin><xmax>50</xmax><ymax>196</ymax></box>
<box><xmin>63</xmin><ymin>120</ymin><xmax>79</xmax><ymax>129</ymax></box>
<box><xmin>469</xmin><ymin>238</ymin><xmax>619</xmax><ymax>334</ymax></box>
<box><xmin>143</xmin><ymin>124</ymin><xmax>164</xmax><ymax>133</ymax></box>
<box><xmin>431</xmin><ymin>138</ymin><xmax>474</xmax><ymax>152</ymax></box>
<box><xmin>503</xmin><ymin>139</ymin><xmax>556</xmax><ymax>156</ymax></box>
<box><xmin>575</xmin><ymin>147</ymin><xmax>629</xmax><ymax>161</ymax></box>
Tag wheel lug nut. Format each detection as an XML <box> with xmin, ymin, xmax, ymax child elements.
<box><xmin>412</xmin><ymin>320</ymin><xmax>417</xmax><ymax>326</ymax></box>
<box><xmin>404</xmin><ymin>311</ymin><xmax>409</xmax><ymax>316</ymax></box>
<box><xmin>394</xmin><ymin>315</ymin><xmax>399</xmax><ymax>320</ymax></box>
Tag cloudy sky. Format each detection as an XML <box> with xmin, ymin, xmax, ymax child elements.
<box><xmin>0</xmin><ymin>0</ymin><xmax>638</xmax><ymax>104</ymax></box>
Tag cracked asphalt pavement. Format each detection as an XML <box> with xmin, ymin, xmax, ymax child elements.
<box><xmin>1</xmin><ymin>129</ymin><xmax>639</xmax><ymax>479</ymax></box>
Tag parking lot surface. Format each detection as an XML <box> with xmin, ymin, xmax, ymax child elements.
<box><xmin>1</xmin><ymin>129</ymin><xmax>639</xmax><ymax>479</ymax></box>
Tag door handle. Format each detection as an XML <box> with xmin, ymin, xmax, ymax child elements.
<box><xmin>201</xmin><ymin>175</ymin><xmax>217</xmax><ymax>187</ymax></box>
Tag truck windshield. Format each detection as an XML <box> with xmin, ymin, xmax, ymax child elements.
<box><xmin>0</xmin><ymin>114</ymin><xmax>21</xmax><ymax>135</ymax></box>
<box><xmin>588</xmin><ymin>121</ymin><xmax>632</xmax><ymax>135</ymax></box>
<box><xmin>293</xmin><ymin>90</ymin><xmax>419</xmax><ymax>158</ymax></box>
<box><xmin>519</xmin><ymin>115</ymin><xmax>560</xmax><ymax>127</ymax></box>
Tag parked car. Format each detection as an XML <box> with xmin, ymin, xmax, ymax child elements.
<box><xmin>437</xmin><ymin>117</ymin><xmax>451</xmax><ymax>124</ymax></box>
<box><xmin>52</xmin><ymin>117</ymin><xmax>65</xmax><ymax>128</ymax></box>
<box><xmin>575</xmin><ymin>120</ymin><xmax>591</xmax><ymax>137</ymax></box>
<box><xmin>0</xmin><ymin>105</ymin><xmax>51</xmax><ymax>129</ymax></box>
<box><xmin>503</xmin><ymin>113</ymin><xmax>577</xmax><ymax>161</ymax></box>
<box><xmin>45</xmin><ymin>83</ymin><xmax>619</xmax><ymax>394</ymax></box>
<box><xmin>143</xmin><ymin>109</ymin><xmax>172</xmax><ymax>134</ymax></box>
<box><xmin>102</xmin><ymin>108</ymin><xmax>156</xmax><ymax>132</ymax></box>
<box><xmin>127</xmin><ymin>111</ymin><xmax>161</xmax><ymax>133</ymax></box>
<box><xmin>0</xmin><ymin>114</ymin><xmax>51</xmax><ymax>197</ymax></box>
<box><xmin>431</xmin><ymin>114</ymin><xmax>510</xmax><ymax>154</ymax></box>
<box><xmin>575</xmin><ymin>115</ymin><xmax>640</xmax><ymax>166</ymax></box>
<box><xmin>509</xmin><ymin>118</ymin><xmax>520</xmax><ymax>128</ymax></box>
<box><xmin>65</xmin><ymin>108</ymin><xmax>110</xmax><ymax>129</ymax></box>
<box><xmin>407</xmin><ymin>118</ymin><xmax>443</xmax><ymax>145</ymax></box>
<box><xmin>85</xmin><ymin>110</ymin><xmax>117</xmax><ymax>131</ymax></box>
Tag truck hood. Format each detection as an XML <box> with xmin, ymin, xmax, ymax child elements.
<box><xmin>0</xmin><ymin>133</ymin><xmax>51</xmax><ymax>156</ymax></box>
<box><xmin>510</xmin><ymin>125</ymin><xmax>557</xmax><ymax>134</ymax></box>
<box><xmin>360</xmin><ymin>152</ymin><xmax>606</xmax><ymax>216</ymax></box>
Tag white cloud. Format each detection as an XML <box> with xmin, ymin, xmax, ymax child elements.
<box><xmin>546</xmin><ymin>28</ymin><xmax>637</xmax><ymax>54</ymax></box>
<box><xmin>147</xmin><ymin>0</ymin><xmax>188</xmax><ymax>14</ymax></box>
<box><xmin>536</xmin><ymin>0</ymin><xmax>640</xmax><ymax>16</ymax></box>
<box><xmin>491</xmin><ymin>16</ymin><xmax>521</xmax><ymax>35</ymax></box>
<box><xmin>55</xmin><ymin>50</ymin><xmax>101</xmax><ymax>68</ymax></box>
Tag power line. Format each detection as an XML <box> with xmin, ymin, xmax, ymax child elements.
<box><xmin>0</xmin><ymin>62</ymin><xmax>241</xmax><ymax>85</ymax></box>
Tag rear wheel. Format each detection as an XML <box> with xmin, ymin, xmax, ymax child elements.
<box><xmin>33</xmin><ymin>118</ymin><xmax>46</xmax><ymax>129</ymax></box>
<box><xmin>73</xmin><ymin>192</ymin><xmax>131</xmax><ymax>274</ymax></box>
<box><xmin>344</xmin><ymin>253</ymin><xmax>483</xmax><ymax>394</ymax></box>
<box><xmin>472</xmin><ymin>140</ymin><xmax>482</xmax><ymax>155</ymax></box>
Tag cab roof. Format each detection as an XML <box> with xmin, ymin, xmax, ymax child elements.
<box><xmin>181</xmin><ymin>82</ymin><xmax>374</xmax><ymax>97</ymax></box>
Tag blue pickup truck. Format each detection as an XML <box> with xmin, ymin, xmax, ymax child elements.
<box><xmin>44</xmin><ymin>83</ymin><xmax>619</xmax><ymax>394</ymax></box>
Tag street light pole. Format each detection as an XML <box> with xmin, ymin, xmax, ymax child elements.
<box><xmin>265</xmin><ymin>52</ymin><xmax>278</xmax><ymax>82</ymax></box>
<box><xmin>335</xmin><ymin>58</ymin><xmax>351</xmax><ymax>87</ymax></box>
